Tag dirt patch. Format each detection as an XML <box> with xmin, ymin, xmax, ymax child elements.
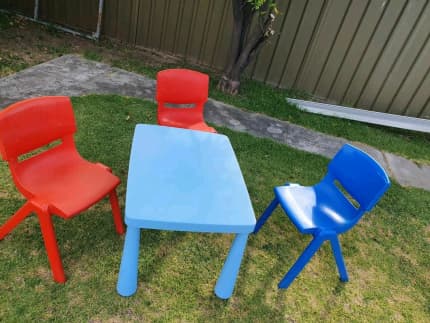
<box><xmin>0</xmin><ymin>13</ymin><xmax>179</xmax><ymax>78</ymax></box>
<box><xmin>392</xmin><ymin>247</ymin><xmax>418</xmax><ymax>266</ymax></box>
<box><xmin>425</xmin><ymin>225</ymin><xmax>430</xmax><ymax>243</ymax></box>
<box><xmin>35</xmin><ymin>266</ymin><xmax>52</xmax><ymax>281</ymax></box>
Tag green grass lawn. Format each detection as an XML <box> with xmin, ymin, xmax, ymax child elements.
<box><xmin>0</xmin><ymin>95</ymin><xmax>429</xmax><ymax>321</ymax></box>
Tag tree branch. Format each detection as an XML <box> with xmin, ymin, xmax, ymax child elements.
<box><xmin>224</xmin><ymin>0</ymin><xmax>246</xmax><ymax>76</ymax></box>
<box><xmin>218</xmin><ymin>0</ymin><xmax>278</xmax><ymax>94</ymax></box>
<box><xmin>230</xmin><ymin>6</ymin><xmax>276</xmax><ymax>79</ymax></box>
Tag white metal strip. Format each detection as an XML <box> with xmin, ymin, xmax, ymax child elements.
<box><xmin>287</xmin><ymin>98</ymin><xmax>430</xmax><ymax>133</ymax></box>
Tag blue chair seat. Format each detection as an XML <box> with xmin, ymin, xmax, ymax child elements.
<box><xmin>275</xmin><ymin>183</ymin><xmax>358</xmax><ymax>234</ymax></box>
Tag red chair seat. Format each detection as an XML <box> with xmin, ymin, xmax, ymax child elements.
<box><xmin>18</xmin><ymin>147</ymin><xmax>120</xmax><ymax>217</ymax></box>
<box><xmin>157</xmin><ymin>117</ymin><xmax>216</xmax><ymax>133</ymax></box>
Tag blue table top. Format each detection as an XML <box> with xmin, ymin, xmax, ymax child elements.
<box><xmin>125</xmin><ymin>125</ymin><xmax>256</xmax><ymax>233</ymax></box>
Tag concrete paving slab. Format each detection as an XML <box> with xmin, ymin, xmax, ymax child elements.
<box><xmin>0</xmin><ymin>54</ymin><xmax>429</xmax><ymax>191</ymax></box>
<box><xmin>205</xmin><ymin>99</ymin><xmax>347</xmax><ymax>158</ymax></box>
<box><xmin>0</xmin><ymin>55</ymin><xmax>156</xmax><ymax>107</ymax></box>
<box><xmin>384</xmin><ymin>153</ymin><xmax>430</xmax><ymax>190</ymax></box>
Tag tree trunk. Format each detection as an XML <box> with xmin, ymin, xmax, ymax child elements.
<box><xmin>218</xmin><ymin>0</ymin><xmax>277</xmax><ymax>95</ymax></box>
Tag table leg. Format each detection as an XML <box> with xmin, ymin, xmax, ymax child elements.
<box><xmin>214</xmin><ymin>233</ymin><xmax>249</xmax><ymax>299</ymax></box>
<box><xmin>116</xmin><ymin>226</ymin><xmax>141</xmax><ymax>297</ymax></box>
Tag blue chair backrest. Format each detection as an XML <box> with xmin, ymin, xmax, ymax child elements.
<box><xmin>327</xmin><ymin>144</ymin><xmax>390</xmax><ymax>212</ymax></box>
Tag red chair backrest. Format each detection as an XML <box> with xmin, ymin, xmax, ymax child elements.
<box><xmin>156</xmin><ymin>69</ymin><xmax>209</xmax><ymax>124</ymax></box>
<box><xmin>0</xmin><ymin>96</ymin><xmax>76</xmax><ymax>161</ymax></box>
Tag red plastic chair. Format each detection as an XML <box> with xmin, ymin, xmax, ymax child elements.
<box><xmin>0</xmin><ymin>96</ymin><xmax>125</xmax><ymax>283</ymax></box>
<box><xmin>156</xmin><ymin>68</ymin><xmax>216</xmax><ymax>133</ymax></box>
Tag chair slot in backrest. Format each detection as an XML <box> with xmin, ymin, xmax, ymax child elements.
<box><xmin>164</xmin><ymin>103</ymin><xmax>196</xmax><ymax>109</ymax></box>
<box><xmin>0</xmin><ymin>96</ymin><xmax>76</xmax><ymax>161</ymax></box>
<box><xmin>333</xmin><ymin>179</ymin><xmax>360</xmax><ymax>209</ymax></box>
<box><xmin>18</xmin><ymin>139</ymin><xmax>63</xmax><ymax>162</ymax></box>
<box><xmin>328</xmin><ymin>144</ymin><xmax>390</xmax><ymax>211</ymax></box>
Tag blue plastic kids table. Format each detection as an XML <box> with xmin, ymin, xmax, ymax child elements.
<box><xmin>116</xmin><ymin>124</ymin><xmax>255</xmax><ymax>299</ymax></box>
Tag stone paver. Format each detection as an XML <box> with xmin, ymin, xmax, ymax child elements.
<box><xmin>1</xmin><ymin>55</ymin><xmax>429</xmax><ymax>191</ymax></box>
<box><xmin>205</xmin><ymin>99</ymin><xmax>347</xmax><ymax>158</ymax></box>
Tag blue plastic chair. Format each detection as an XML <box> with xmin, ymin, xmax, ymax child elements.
<box><xmin>254</xmin><ymin>144</ymin><xmax>390</xmax><ymax>289</ymax></box>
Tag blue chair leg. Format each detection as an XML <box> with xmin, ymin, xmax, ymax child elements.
<box><xmin>329</xmin><ymin>235</ymin><xmax>349</xmax><ymax>282</ymax></box>
<box><xmin>254</xmin><ymin>198</ymin><xmax>279</xmax><ymax>234</ymax></box>
<box><xmin>278</xmin><ymin>234</ymin><xmax>325</xmax><ymax>289</ymax></box>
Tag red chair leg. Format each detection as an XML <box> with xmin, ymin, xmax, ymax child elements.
<box><xmin>0</xmin><ymin>201</ymin><xmax>33</xmax><ymax>239</ymax></box>
<box><xmin>36</xmin><ymin>210</ymin><xmax>66</xmax><ymax>283</ymax></box>
<box><xmin>109</xmin><ymin>190</ymin><xmax>125</xmax><ymax>235</ymax></box>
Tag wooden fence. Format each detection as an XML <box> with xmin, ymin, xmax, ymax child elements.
<box><xmin>1</xmin><ymin>0</ymin><xmax>429</xmax><ymax>119</ymax></box>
